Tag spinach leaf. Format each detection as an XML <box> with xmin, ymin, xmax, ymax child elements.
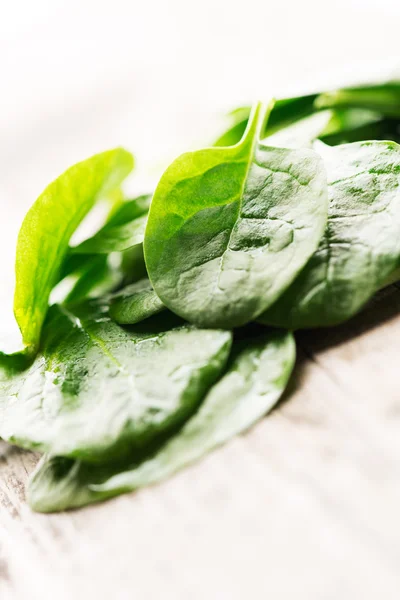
<box><xmin>27</xmin><ymin>329</ymin><xmax>295</xmax><ymax>512</ymax></box>
<box><xmin>315</xmin><ymin>82</ymin><xmax>400</xmax><ymax>118</ymax></box>
<box><xmin>321</xmin><ymin>114</ymin><xmax>400</xmax><ymax>147</ymax></box>
<box><xmin>71</xmin><ymin>194</ymin><xmax>151</xmax><ymax>254</ymax></box>
<box><xmin>214</xmin><ymin>107</ymin><xmax>252</xmax><ymax>147</ymax></box>
<box><xmin>14</xmin><ymin>149</ymin><xmax>134</xmax><ymax>354</ymax></box>
<box><xmin>214</xmin><ymin>83</ymin><xmax>400</xmax><ymax>149</ymax></box>
<box><xmin>52</xmin><ymin>253</ymin><xmax>124</xmax><ymax>307</ymax></box>
<box><xmin>264</xmin><ymin>109</ymin><xmax>387</xmax><ymax>150</ymax></box>
<box><xmin>120</xmin><ymin>244</ymin><xmax>148</xmax><ymax>285</ymax></box>
<box><xmin>0</xmin><ymin>304</ymin><xmax>231</xmax><ymax>461</ymax></box>
<box><xmin>259</xmin><ymin>140</ymin><xmax>400</xmax><ymax>328</ymax></box>
<box><xmin>320</xmin><ymin>108</ymin><xmax>382</xmax><ymax>139</ymax></box>
<box><xmin>266</xmin><ymin>94</ymin><xmax>319</xmax><ymax>136</ymax></box>
<box><xmin>265</xmin><ymin>110</ymin><xmax>333</xmax><ymax>149</ymax></box>
<box><xmin>109</xmin><ymin>279</ymin><xmax>166</xmax><ymax>325</ymax></box>
<box><xmin>106</xmin><ymin>194</ymin><xmax>151</xmax><ymax>226</ymax></box>
<box><xmin>63</xmin><ymin>255</ymin><xmax>122</xmax><ymax>305</ymax></box>
<box><xmin>71</xmin><ymin>214</ymin><xmax>147</xmax><ymax>254</ymax></box>
<box><xmin>214</xmin><ymin>94</ymin><xmax>318</xmax><ymax>147</ymax></box>
<box><xmin>145</xmin><ymin>102</ymin><xmax>328</xmax><ymax>328</ymax></box>
<box><xmin>59</xmin><ymin>252</ymin><xmax>96</xmax><ymax>281</ymax></box>
<box><xmin>55</xmin><ymin>195</ymin><xmax>152</xmax><ymax>303</ymax></box>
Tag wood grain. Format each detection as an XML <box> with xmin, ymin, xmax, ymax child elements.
<box><xmin>1</xmin><ymin>287</ymin><xmax>400</xmax><ymax>599</ymax></box>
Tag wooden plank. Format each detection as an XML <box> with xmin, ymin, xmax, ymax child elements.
<box><xmin>1</xmin><ymin>288</ymin><xmax>400</xmax><ymax>599</ymax></box>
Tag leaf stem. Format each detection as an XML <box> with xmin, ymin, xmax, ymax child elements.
<box><xmin>239</xmin><ymin>99</ymin><xmax>275</xmax><ymax>149</ymax></box>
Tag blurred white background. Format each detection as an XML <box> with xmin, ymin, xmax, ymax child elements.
<box><xmin>1</xmin><ymin>0</ymin><xmax>399</xmax><ymax>337</ymax></box>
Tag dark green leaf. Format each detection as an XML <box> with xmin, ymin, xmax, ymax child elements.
<box><xmin>259</xmin><ymin>140</ymin><xmax>400</xmax><ymax>328</ymax></box>
<box><xmin>321</xmin><ymin>114</ymin><xmax>400</xmax><ymax>146</ymax></box>
<box><xmin>109</xmin><ymin>279</ymin><xmax>166</xmax><ymax>325</ymax></box>
<box><xmin>120</xmin><ymin>244</ymin><xmax>148</xmax><ymax>284</ymax></box>
<box><xmin>27</xmin><ymin>329</ymin><xmax>295</xmax><ymax>512</ymax></box>
<box><xmin>315</xmin><ymin>82</ymin><xmax>400</xmax><ymax>118</ymax></box>
<box><xmin>0</xmin><ymin>304</ymin><xmax>232</xmax><ymax>461</ymax></box>
<box><xmin>320</xmin><ymin>108</ymin><xmax>382</xmax><ymax>137</ymax></box>
<box><xmin>145</xmin><ymin>102</ymin><xmax>328</xmax><ymax>328</ymax></box>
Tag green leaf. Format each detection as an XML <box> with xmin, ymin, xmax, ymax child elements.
<box><xmin>320</xmin><ymin>108</ymin><xmax>382</xmax><ymax>138</ymax></box>
<box><xmin>27</xmin><ymin>329</ymin><xmax>295</xmax><ymax>512</ymax></box>
<box><xmin>320</xmin><ymin>113</ymin><xmax>400</xmax><ymax>147</ymax></box>
<box><xmin>265</xmin><ymin>110</ymin><xmax>333</xmax><ymax>149</ymax></box>
<box><xmin>266</xmin><ymin>94</ymin><xmax>319</xmax><ymax>136</ymax></box>
<box><xmin>71</xmin><ymin>194</ymin><xmax>151</xmax><ymax>254</ymax></box>
<box><xmin>214</xmin><ymin>107</ymin><xmax>252</xmax><ymax>147</ymax></box>
<box><xmin>259</xmin><ymin>140</ymin><xmax>400</xmax><ymax>328</ymax></box>
<box><xmin>63</xmin><ymin>255</ymin><xmax>122</xmax><ymax>305</ymax></box>
<box><xmin>120</xmin><ymin>244</ymin><xmax>148</xmax><ymax>284</ymax></box>
<box><xmin>214</xmin><ymin>94</ymin><xmax>318</xmax><ymax>147</ymax></box>
<box><xmin>106</xmin><ymin>194</ymin><xmax>152</xmax><ymax>227</ymax></box>
<box><xmin>59</xmin><ymin>252</ymin><xmax>96</xmax><ymax>281</ymax></box>
<box><xmin>215</xmin><ymin>83</ymin><xmax>400</xmax><ymax>148</ymax></box>
<box><xmin>72</xmin><ymin>214</ymin><xmax>147</xmax><ymax>254</ymax></box>
<box><xmin>109</xmin><ymin>279</ymin><xmax>166</xmax><ymax>325</ymax></box>
<box><xmin>315</xmin><ymin>82</ymin><xmax>400</xmax><ymax>118</ymax></box>
<box><xmin>51</xmin><ymin>254</ymin><xmax>124</xmax><ymax>308</ymax></box>
<box><xmin>54</xmin><ymin>195</ymin><xmax>152</xmax><ymax>304</ymax></box>
<box><xmin>14</xmin><ymin>149</ymin><xmax>134</xmax><ymax>354</ymax></box>
<box><xmin>0</xmin><ymin>304</ymin><xmax>232</xmax><ymax>461</ymax></box>
<box><xmin>145</xmin><ymin>101</ymin><xmax>328</xmax><ymax>328</ymax></box>
<box><xmin>260</xmin><ymin>108</ymin><xmax>387</xmax><ymax>151</ymax></box>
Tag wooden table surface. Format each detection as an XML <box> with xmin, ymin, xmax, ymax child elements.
<box><xmin>1</xmin><ymin>283</ymin><xmax>400</xmax><ymax>599</ymax></box>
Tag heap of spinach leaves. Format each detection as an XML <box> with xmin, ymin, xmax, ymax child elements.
<box><xmin>1</xmin><ymin>80</ymin><xmax>400</xmax><ymax>512</ymax></box>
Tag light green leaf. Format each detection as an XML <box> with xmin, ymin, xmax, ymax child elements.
<box><xmin>14</xmin><ymin>149</ymin><xmax>134</xmax><ymax>353</ymax></box>
<box><xmin>109</xmin><ymin>279</ymin><xmax>166</xmax><ymax>325</ymax></box>
<box><xmin>27</xmin><ymin>329</ymin><xmax>295</xmax><ymax>512</ymax></box>
<box><xmin>259</xmin><ymin>140</ymin><xmax>400</xmax><ymax>328</ymax></box>
<box><xmin>106</xmin><ymin>194</ymin><xmax>152</xmax><ymax>226</ymax></box>
<box><xmin>145</xmin><ymin>102</ymin><xmax>328</xmax><ymax>328</ymax></box>
<box><xmin>0</xmin><ymin>305</ymin><xmax>231</xmax><ymax>461</ymax></box>
<box><xmin>63</xmin><ymin>255</ymin><xmax>122</xmax><ymax>305</ymax></box>
<box><xmin>72</xmin><ymin>214</ymin><xmax>147</xmax><ymax>254</ymax></box>
<box><xmin>71</xmin><ymin>195</ymin><xmax>151</xmax><ymax>254</ymax></box>
<box><xmin>214</xmin><ymin>94</ymin><xmax>318</xmax><ymax>147</ymax></box>
<box><xmin>214</xmin><ymin>106</ymin><xmax>252</xmax><ymax>147</ymax></box>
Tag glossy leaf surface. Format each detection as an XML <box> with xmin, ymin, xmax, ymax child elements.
<box><xmin>72</xmin><ymin>194</ymin><xmax>151</xmax><ymax>254</ymax></box>
<box><xmin>214</xmin><ymin>94</ymin><xmax>318</xmax><ymax>147</ymax></box>
<box><xmin>14</xmin><ymin>149</ymin><xmax>133</xmax><ymax>353</ymax></box>
<box><xmin>145</xmin><ymin>102</ymin><xmax>328</xmax><ymax>328</ymax></box>
<box><xmin>109</xmin><ymin>279</ymin><xmax>166</xmax><ymax>325</ymax></box>
<box><xmin>0</xmin><ymin>305</ymin><xmax>231</xmax><ymax>461</ymax></box>
<box><xmin>27</xmin><ymin>329</ymin><xmax>295</xmax><ymax>512</ymax></box>
<box><xmin>260</xmin><ymin>140</ymin><xmax>400</xmax><ymax>328</ymax></box>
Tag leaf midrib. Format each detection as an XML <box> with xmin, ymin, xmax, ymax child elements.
<box><xmin>214</xmin><ymin>103</ymin><xmax>267</xmax><ymax>294</ymax></box>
